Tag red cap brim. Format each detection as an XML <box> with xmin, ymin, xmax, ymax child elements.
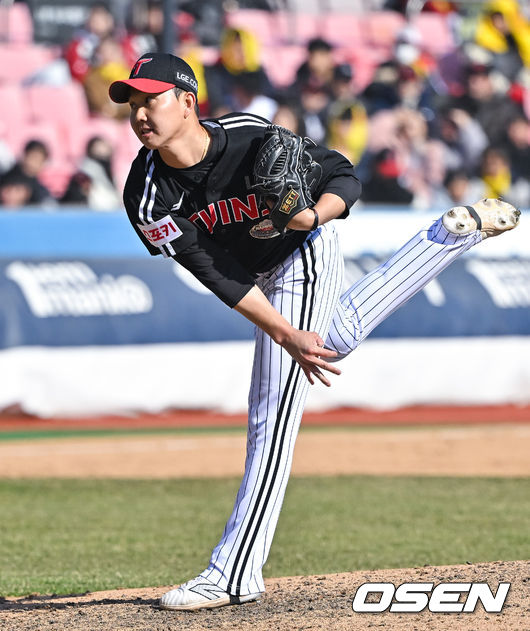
<box><xmin>109</xmin><ymin>78</ymin><xmax>176</xmax><ymax>103</ymax></box>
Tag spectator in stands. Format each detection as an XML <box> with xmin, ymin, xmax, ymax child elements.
<box><xmin>290</xmin><ymin>37</ymin><xmax>336</xmax><ymax>98</ymax></box>
<box><xmin>447</xmin><ymin>62</ymin><xmax>523</xmax><ymax>145</ymax></box>
<box><xmin>65</xmin><ymin>3</ymin><xmax>117</xmax><ymax>82</ymax></box>
<box><xmin>359</xmin><ymin>147</ymin><xmax>414</xmax><ymax>205</ymax></box>
<box><xmin>61</xmin><ymin>136</ymin><xmax>121</xmax><ymax>210</ymax></box>
<box><xmin>474</xmin><ymin>0</ymin><xmax>530</xmax><ymax>80</ymax></box>
<box><xmin>361</xmin><ymin>61</ymin><xmax>435</xmax><ymax>119</ymax></box>
<box><xmin>0</xmin><ymin>140</ymin><xmax>55</xmax><ymax>207</ymax></box>
<box><xmin>432</xmin><ymin>169</ymin><xmax>488</xmax><ymax>208</ymax></box>
<box><xmin>468</xmin><ymin>145</ymin><xmax>529</xmax><ymax>206</ymax></box>
<box><xmin>0</xmin><ymin>170</ymin><xmax>33</xmax><ymax>209</ymax></box>
<box><xmin>231</xmin><ymin>72</ymin><xmax>278</xmax><ymax>122</ymax></box>
<box><xmin>437</xmin><ymin>107</ymin><xmax>489</xmax><ymax>174</ymax></box>
<box><xmin>326</xmin><ymin>64</ymin><xmax>368</xmax><ymax>165</ymax></box>
<box><xmin>59</xmin><ymin>171</ymin><xmax>92</xmax><ymax>206</ymax></box>
<box><xmin>393</xmin><ymin>25</ymin><xmax>437</xmax><ymax>79</ymax></box>
<box><xmin>501</xmin><ymin>115</ymin><xmax>530</xmax><ymax>182</ymax></box>
<box><xmin>299</xmin><ymin>80</ymin><xmax>332</xmax><ymax>145</ymax></box>
<box><xmin>361</xmin><ymin>105</ymin><xmax>445</xmax><ymax>208</ymax></box>
<box><xmin>360</xmin><ymin>61</ymin><xmax>402</xmax><ymax>115</ymax></box>
<box><xmin>326</xmin><ymin>101</ymin><xmax>368</xmax><ymax>166</ymax></box>
<box><xmin>122</xmin><ymin>0</ymin><xmax>164</xmax><ymax>66</ymax></box>
<box><xmin>271</xmin><ymin>101</ymin><xmax>306</xmax><ymax>137</ymax></box>
<box><xmin>286</xmin><ymin>39</ymin><xmax>340</xmax><ymax>144</ymax></box>
<box><xmin>204</xmin><ymin>27</ymin><xmax>274</xmax><ymax>117</ymax></box>
<box><xmin>393</xmin><ymin>108</ymin><xmax>446</xmax><ymax>209</ymax></box>
<box><xmin>82</xmin><ymin>36</ymin><xmax>130</xmax><ymax>120</ymax></box>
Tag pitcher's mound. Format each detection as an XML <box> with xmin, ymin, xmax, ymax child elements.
<box><xmin>1</xmin><ymin>560</ymin><xmax>528</xmax><ymax>631</ymax></box>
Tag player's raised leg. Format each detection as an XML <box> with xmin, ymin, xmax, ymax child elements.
<box><xmin>159</xmin><ymin>224</ymin><xmax>344</xmax><ymax>610</ymax></box>
<box><xmin>326</xmin><ymin>199</ymin><xmax>520</xmax><ymax>359</ymax></box>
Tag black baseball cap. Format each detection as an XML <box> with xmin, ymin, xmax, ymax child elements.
<box><xmin>109</xmin><ymin>53</ymin><xmax>198</xmax><ymax>103</ymax></box>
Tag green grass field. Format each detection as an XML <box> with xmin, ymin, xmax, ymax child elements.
<box><xmin>1</xmin><ymin>476</ymin><xmax>529</xmax><ymax>597</ymax></box>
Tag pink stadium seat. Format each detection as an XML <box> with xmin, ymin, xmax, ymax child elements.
<box><xmin>273</xmin><ymin>11</ymin><xmax>321</xmax><ymax>45</ymax></box>
<box><xmin>411</xmin><ymin>13</ymin><xmax>455</xmax><ymax>56</ymax></box>
<box><xmin>260</xmin><ymin>45</ymin><xmax>307</xmax><ymax>87</ymax></box>
<box><xmin>2</xmin><ymin>2</ymin><xmax>33</xmax><ymax>43</ymax></box>
<box><xmin>361</xmin><ymin>11</ymin><xmax>406</xmax><ymax>50</ymax></box>
<box><xmin>26</xmin><ymin>82</ymin><xmax>90</xmax><ymax>127</ymax></box>
<box><xmin>39</xmin><ymin>159</ymin><xmax>75</xmax><ymax>199</ymax></box>
<box><xmin>0</xmin><ymin>43</ymin><xmax>57</xmax><ymax>83</ymax></box>
<box><xmin>224</xmin><ymin>9</ymin><xmax>275</xmax><ymax>45</ymax></box>
<box><xmin>320</xmin><ymin>14</ymin><xmax>365</xmax><ymax>50</ymax></box>
<box><xmin>0</xmin><ymin>83</ymin><xmax>29</xmax><ymax>131</ymax></box>
<box><xmin>7</xmin><ymin>121</ymin><xmax>65</xmax><ymax>163</ymax></box>
<box><xmin>67</xmin><ymin>117</ymin><xmax>124</xmax><ymax>162</ymax></box>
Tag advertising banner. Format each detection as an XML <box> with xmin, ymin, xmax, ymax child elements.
<box><xmin>1</xmin><ymin>256</ymin><xmax>529</xmax><ymax>349</ymax></box>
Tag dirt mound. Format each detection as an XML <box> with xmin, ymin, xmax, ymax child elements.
<box><xmin>1</xmin><ymin>560</ymin><xmax>528</xmax><ymax>631</ymax></box>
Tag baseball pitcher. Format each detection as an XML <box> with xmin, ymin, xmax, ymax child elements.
<box><xmin>109</xmin><ymin>53</ymin><xmax>520</xmax><ymax>611</ymax></box>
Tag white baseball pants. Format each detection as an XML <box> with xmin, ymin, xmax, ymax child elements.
<box><xmin>201</xmin><ymin>217</ymin><xmax>481</xmax><ymax>595</ymax></box>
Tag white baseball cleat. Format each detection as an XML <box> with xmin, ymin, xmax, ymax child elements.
<box><xmin>159</xmin><ymin>575</ymin><xmax>263</xmax><ymax>611</ymax></box>
<box><xmin>442</xmin><ymin>198</ymin><xmax>521</xmax><ymax>239</ymax></box>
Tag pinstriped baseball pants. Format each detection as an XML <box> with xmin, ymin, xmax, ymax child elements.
<box><xmin>201</xmin><ymin>217</ymin><xmax>481</xmax><ymax>596</ymax></box>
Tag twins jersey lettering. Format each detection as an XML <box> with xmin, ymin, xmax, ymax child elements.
<box><xmin>123</xmin><ymin>112</ymin><xmax>483</xmax><ymax>598</ymax></box>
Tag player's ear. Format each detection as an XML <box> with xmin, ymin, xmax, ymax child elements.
<box><xmin>182</xmin><ymin>92</ymin><xmax>197</xmax><ymax>119</ymax></box>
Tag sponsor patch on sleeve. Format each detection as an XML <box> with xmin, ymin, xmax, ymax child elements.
<box><xmin>137</xmin><ymin>215</ymin><xmax>182</xmax><ymax>247</ymax></box>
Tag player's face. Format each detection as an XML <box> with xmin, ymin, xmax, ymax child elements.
<box><xmin>128</xmin><ymin>88</ymin><xmax>184</xmax><ymax>149</ymax></box>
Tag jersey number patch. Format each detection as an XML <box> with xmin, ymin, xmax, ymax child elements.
<box><xmin>138</xmin><ymin>215</ymin><xmax>182</xmax><ymax>247</ymax></box>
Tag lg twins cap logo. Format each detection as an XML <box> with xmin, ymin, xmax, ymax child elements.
<box><xmin>138</xmin><ymin>215</ymin><xmax>182</xmax><ymax>247</ymax></box>
<box><xmin>132</xmin><ymin>58</ymin><xmax>152</xmax><ymax>76</ymax></box>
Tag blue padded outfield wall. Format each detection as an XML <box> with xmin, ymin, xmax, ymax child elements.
<box><xmin>1</xmin><ymin>210</ymin><xmax>529</xmax><ymax>350</ymax></box>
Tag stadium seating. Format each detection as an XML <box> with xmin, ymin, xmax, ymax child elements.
<box><xmin>8</xmin><ymin>121</ymin><xmax>66</xmax><ymax>163</ymax></box>
<box><xmin>320</xmin><ymin>13</ymin><xmax>365</xmax><ymax>50</ymax></box>
<box><xmin>411</xmin><ymin>12</ymin><xmax>455</xmax><ymax>56</ymax></box>
<box><xmin>26</xmin><ymin>82</ymin><xmax>89</xmax><ymax>125</ymax></box>
<box><xmin>224</xmin><ymin>9</ymin><xmax>276</xmax><ymax>44</ymax></box>
<box><xmin>0</xmin><ymin>43</ymin><xmax>57</xmax><ymax>83</ymax></box>
<box><xmin>0</xmin><ymin>83</ymin><xmax>30</xmax><ymax>131</ymax></box>
<box><xmin>260</xmin><ymin>44</ymin><xmax>307</xmax><ymax>86</ymax></box>
<box><xmin>0</xmin><ymin>2</ymin><xmax>33</xmax><ymax>43</ymax></box>
<box><xmin>361</xmin><ymin>11</ymin><xmax>406</xmax><ymax>51</ymax></box>
<box><xmin>0</xmin><ymin>5</ymin><xmax>459</xmax><ymax>204</ymax></box>
<box><xmin>67</xmin><ymin>117</ymin><xmax>124</xmax><ymax>162</ymax></box>
<box><xmin>39</xmin><ymin>159</ymin><xmax>75</xmax><ymax>199</ymax></box>
<box><xmin>271</xmin><ymin>11</ymin><xmax>322</xmax><ymax>45</ymax></box>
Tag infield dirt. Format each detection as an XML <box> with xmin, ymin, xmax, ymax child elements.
<box><xmin>0</xmin><ymin>422</ymin><xmax>528</xmax><ymax>630</ymax></box>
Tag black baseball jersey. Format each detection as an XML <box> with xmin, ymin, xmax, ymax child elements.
<box><xmin>123</xmin><ymin>113</ymin><xmax>361</xmax><ymax>307</ymax></box>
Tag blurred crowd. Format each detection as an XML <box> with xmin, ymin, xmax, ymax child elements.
<box><xmin>2</xmin><ymin>0</ymin><xmax>530</xmax><ymax>211</ymax></box>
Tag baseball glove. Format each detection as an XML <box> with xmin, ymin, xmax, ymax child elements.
<box><xmin>251</xmin><ymin>125</ymin><xmax>322</xmax><ymax>234</ymax></box>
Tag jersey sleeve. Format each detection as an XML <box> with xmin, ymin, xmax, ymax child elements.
<box><xmin>171</xmin><ymin>220</ymin><xmax>256</xmax><ymax>307</ymax></box>
<box><xmin>307</xmin><ymin>144</ymin><xmax>362</xmax><ymax>218</ymax></box>
<box><xmin>123</xmin><ymin>153</ymin><xmax>255</xmax><ymax>307</ymax></box>
<box><xmin>123</xmin><ymin>153</ymin><xmax>174</xmax><ymax>257</ymax></box>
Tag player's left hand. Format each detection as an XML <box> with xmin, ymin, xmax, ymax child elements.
<box><xmin>281</xmin><ymin>329</ymin><xmax>341</xmax><ymax>387</ymax></box>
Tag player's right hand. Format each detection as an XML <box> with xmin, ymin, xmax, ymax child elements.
<box><xmin>281</xmin><ymin>329</ymin><xmax>341</xmax><ymax>387</ymax></box>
